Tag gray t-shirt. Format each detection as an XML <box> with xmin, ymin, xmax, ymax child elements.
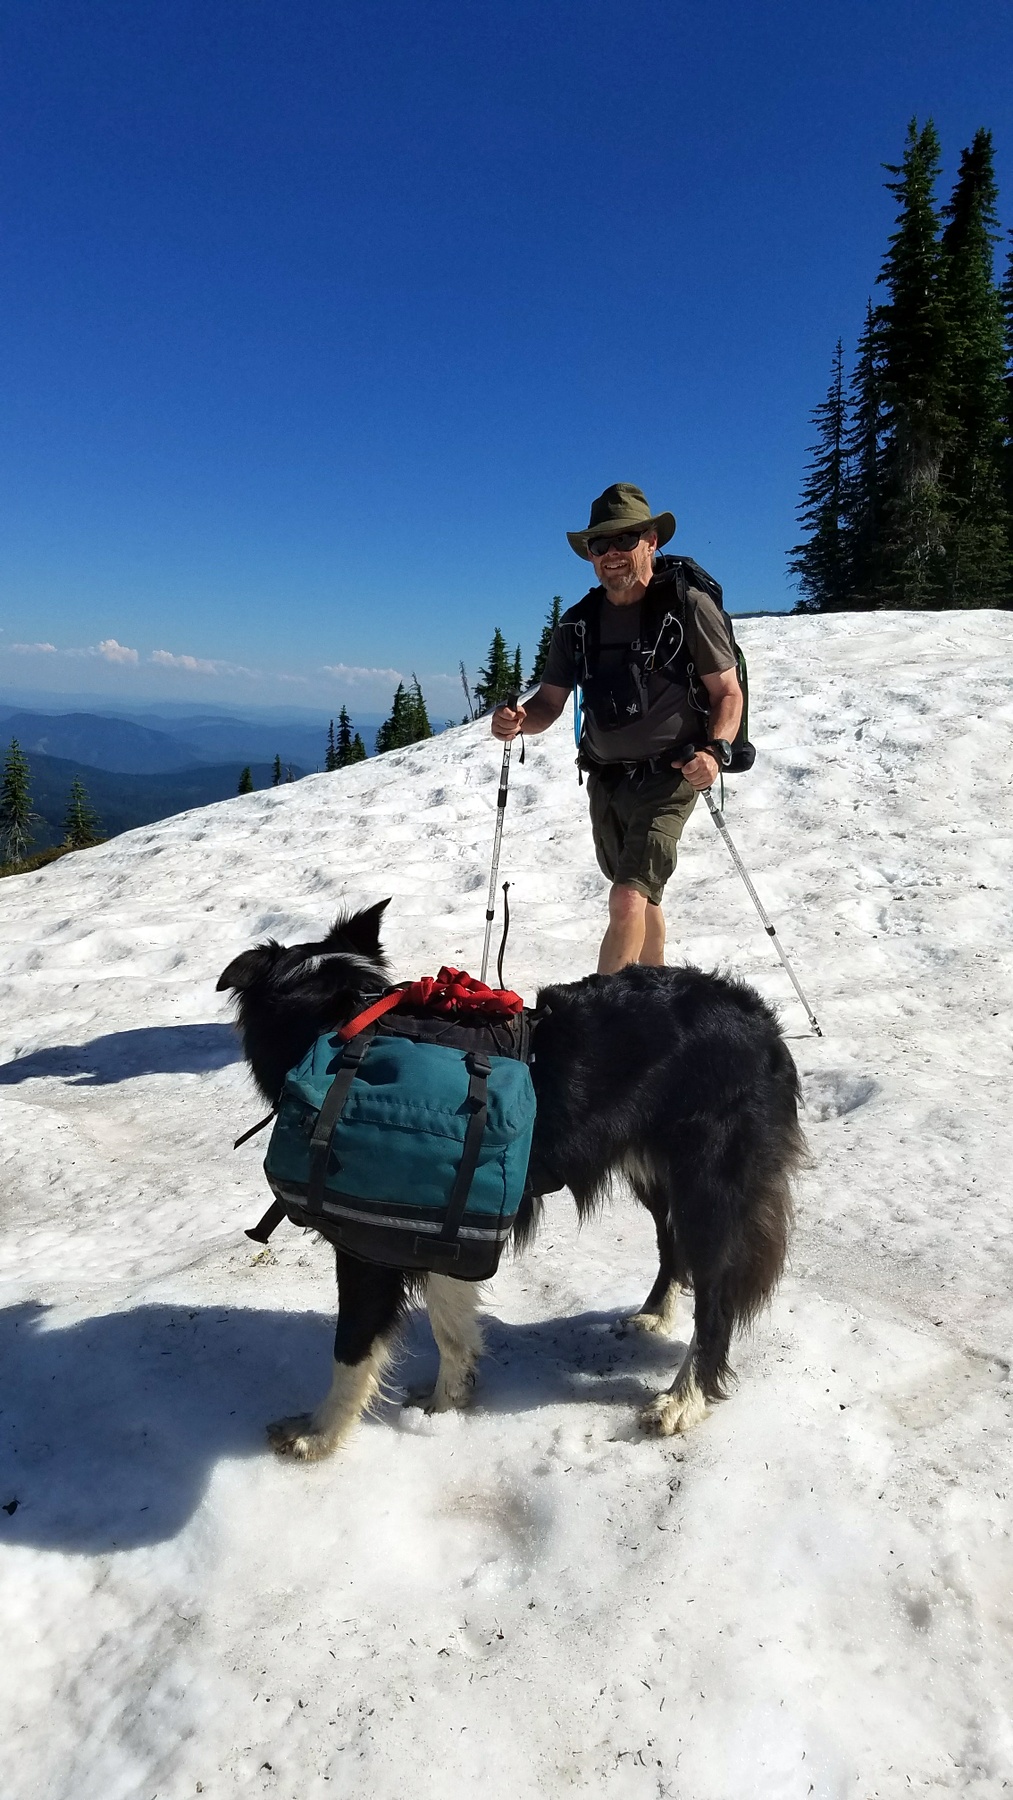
<box><xmin>541</xmin><ymin>582</ymin><xmax>736</xmax><ymax>763</ymax></box>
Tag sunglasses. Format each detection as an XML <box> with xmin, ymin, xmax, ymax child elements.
<box><xmin>586</xmin><ymin>531</ymin><xmax>649</xmax><ymax>555</ymax></box>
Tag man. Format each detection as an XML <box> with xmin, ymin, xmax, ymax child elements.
<box><xmin>492</xmin><ymin>483</ymin><xmax>742</xmax><ymax>973</ymax></box>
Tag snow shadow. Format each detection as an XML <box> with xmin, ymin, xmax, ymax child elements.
<box><xmin>0</xmin><ymin>1299</ymin><xmax>683</xmax><ymax>1554</ymax></box>
<box><xmin>0</xmin><ymin>1023</ymin><xmax>241</xmax><ymax>1086</ymax></box>
<box><xmin>401</xmin><ymin>1305</ymin><xmax>685</xmax><ymax>1418</ymax></box>
<box><xmin>0</xmin><ymin>1299</ymin><xmax>332</xmax><ymax>1554</ymax></box>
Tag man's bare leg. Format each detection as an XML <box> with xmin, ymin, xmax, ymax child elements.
<box><xmin>640</xmin><ymin>900</ymin><xmax>666</xmax><ymax>967</ymax></box>
<box><xmin>598</xmin><ymin>883</ymin><xmax>649</xmax><ymax>973</ymax></box>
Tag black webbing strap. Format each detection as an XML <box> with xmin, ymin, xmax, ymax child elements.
<box><xmin>437</xmin><ymin>1052</ymin><xmax>491</xmax><ymax>1244</ymax></box>
<box><xmin>234</xmin><ymin>1110</ymin><xmax>276</xmax><ymax>1150</ymax></box>
<box><xmin>307</xmin><ymin>1025</ymin><xmax>376</xmax><ymax>1213</ymax></box>
<box><xmin>245</xmin><ymin>1199</ymin><xmax>287</xmax><ymax>1244</ymax></box>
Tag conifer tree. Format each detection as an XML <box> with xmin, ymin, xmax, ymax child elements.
<box><xmin>349</xmin><ymin>731</ymin><xmax>367</xmax><ymax>762</ymax></box>
<box><xmin>1002</xmin><ymin>236</ymin><xmax>1013</xmax><ymax>558</ymax></box>
<box><xmin>238</xmin><ymin>766</ymin><xmax>254</xmax><ymax>794</ymax></box>
<box><xmin>0</xmin><ymin>739</ymin><xmax>36</xmax><ymax>865</ymax></box>
<box><xmin>473</xmin><ymin>628</ymin><xmax>513</xmax><ymax>711</ymax></box>
<box><xmin>789</xmin><ymin>340</ymin><xmax>851</xmax><ymax>611</ymax></box>
<box><xmin>530</xmin><ymin>597</ymin><xmax>562</xmax><ymax>682</ymax></box>
<box><xmin>407</xmin><ymin>676</ymin><xmax>432</xmax><ymax>742</ymax></box>
<box><xmin>325</xmin><ymin>719</ymin><xmax>339</xmax><ymax>772</ymax></box>
<box><xmin>841</xmin><ymin>302</ymin><xmax>886</xmax><ymax>606</ymax></box>
<box><xmin>272</xmin><ymin>754</ymin><xmax>282</xmax><ymax>786</ymax></box>
<box><xmin>939</xmin><ymin>130</ymin><xmax>1012</xmax><ymax>605</ymax></box>
<box><xmin>375</xmin><ymin>682</ymin><xmax>410</xmax><ymax>753</ymax></box>
<box><xmin>875</xmin><ymin>119</ymin><xmax>952</xmax><ymax>607</ymax></box>
<box><xmin>63</xmin><ymin>778</ymin><xmax>102</xmax><ymax>850</ymax></box>
<box><xmin>335</xmin><ymin>706</ymin><xmax>354</xmax><ymax>766</ymax></box>
<box><xmin>511</xmin><ymin>645</ymin><xmax>523</xmax><ymax>693</ymax></box>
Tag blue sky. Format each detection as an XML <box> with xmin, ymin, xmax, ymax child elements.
<box><xmin>2</xmin><ymin>0</ymin><xmax>1011</xmax><ymax>717</ymax></box>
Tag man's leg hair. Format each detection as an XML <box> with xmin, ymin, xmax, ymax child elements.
<box><xmin>639</xmin><ymin>897</ymin><xmax>666</xmax><ymax>968</ymax></box>
<box><xmin>598</xmin><ymin>882</ymin><xmax>649</xmax><ymax>973</ymax></box>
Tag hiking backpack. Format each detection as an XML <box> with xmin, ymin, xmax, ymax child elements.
<box><xmin>249</xmin><ymin>971</ymin><xmax>536</xmax><ymax>1282</ymax></box>
<box><xmin>564</xmin><ymin>554</ymin><xmax>756</xmax><ymax>774</ymax></box>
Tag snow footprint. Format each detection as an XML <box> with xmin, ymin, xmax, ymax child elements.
<box><xmin>802</xmin><ymin>1069</ymin><xmax>880</xmax><ymax>1120</ymax></box>
<box><xmin>441</xmin><ymin>1479</ymin><xmax>550</xmax><ymax>1591</ymax></box>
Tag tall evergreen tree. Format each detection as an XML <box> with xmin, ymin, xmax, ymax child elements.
<box><xmin>789</xmin><ymin>340</ymin><xmax>852</xmax><ymax>611</ymax></box>
<box><xmin>511</xmin><ymin>645</ymin><xmax>523</xmax><ymax>693</ymax></box>
<box><xmin>335</xmin><ymin>706</ymin><xmax>354</xmax><ymax>766</ymax></box>
<box><xmin>473</xmin><ymin>628</ymin><xmax>513</xmax><ymax>711</ymax></box>
<box><xmin>375</xmin><ymin>682</ymin><xmax>411</xmax><ymax>753</ymax></box>
<box><xmin>939</xmin><ymin>130</ymin><xmax>1012</xmax><ymax>605</ymax></box>
<box><xmin>63</xmin><ymin>778</ymin><xmax>102</xmax><ymax>850</ymax></box>
<box><xmin>272</xmin><ymin>754</ymin><xmax>282</xmax><ymax>786</ymax></box>
<box><xmin>0</xmin><ymin>739</ymin><xmax>36</xmax><ymax>865</ymax></box>
<box><xmin>238</xmin><ymin>766</ymin><xmax>254</xmax><ymax>794</ymax></box>
<box><xmin>841</xmin><ymin>303</ymin><xmax>886</xmax><ymax>606</ymax></box>
<box><xmin>325</xmin><ymin>719</ymin><xmax>339</xmax><ymax>772</ymax></box>
<box><xmin>349</xmin><ymin>731</ymin><xmax>367</xmax><ymax>763</ymax></box>
<box><xmin>530</xmin><ymin>597</ymin><xmax>562</xmax><ymax>682</ymax></box>
<box><xmin>1002</xmin><ymin>235</ymin><xmax>1013</xmax><ymax>557</ymax></box>
<box><xmin>875</xmin><ymin>119</ymin><xmax>952</xmax><ymax>607</ymax></box>
<box><xmin>407</xmin><ymin>676</ymin><xmax>432</xmax><ymax>742</ymax></box>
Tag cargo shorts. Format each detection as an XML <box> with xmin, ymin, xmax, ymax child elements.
<box><xmin>586</xmin><ymin>764</ymin><xmax>698</xmax><ymax>905</ymax></box>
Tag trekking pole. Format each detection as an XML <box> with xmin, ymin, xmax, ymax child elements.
<box><xmin>480</xmin><ymin>692</ymin><xmax>520</xmax><ymax>984</ymax></box>
<box><xmin>684</xmin><ymin>750</ymin><xmax>823</xmax><ymax>1036</ymax></box>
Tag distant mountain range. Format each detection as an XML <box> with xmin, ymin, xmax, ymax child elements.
<box><xmin>17</xmin><ymin>750</ymin><xmax>308</xmax><ymax>851</ymax></box>
<box><xmin>0</xmin><ymin>705</ymin><xmax>365</xmax><ymax>775</ymax></box>
<box><xmin>0</xmin><ymin>691</ymin><xmax>451</xmax><ymax>855</ymax></box>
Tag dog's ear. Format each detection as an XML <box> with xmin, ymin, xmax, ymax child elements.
<box><xmin>216</xmin><ymin>944</ymin><xmax>280</xmax><ymax>992</ymax></box>
<box><xmin>327</xmin><ymin>898</ymin><xmax>391</xmax><ymax>960</ymax></box>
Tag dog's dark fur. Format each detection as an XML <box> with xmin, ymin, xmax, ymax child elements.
<box><xmin>218</xmin><ymin>899</ymin><xmax>806</xmax><ymax>1454</ymax></box>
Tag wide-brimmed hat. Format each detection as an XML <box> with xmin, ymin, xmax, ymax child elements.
<box><xmin>567</xmin><ymin>483</ymin><xmax>676</xmax><ymax>560</ymax></box>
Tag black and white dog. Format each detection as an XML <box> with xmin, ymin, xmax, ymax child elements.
<box><xmin>217</xmin><ymin>899</ymin><xmax>805</xmax><ymax>1458</ymax></box>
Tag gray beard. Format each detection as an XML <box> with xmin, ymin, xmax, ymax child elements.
<box><xmin>601</xmin><ymin>567</ymin><xmax>639</xmax><ymax>598</ymax></box>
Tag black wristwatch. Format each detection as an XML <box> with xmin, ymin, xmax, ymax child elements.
<box><xmin>705</xmin><ymin>738</ymin><xmax>733</xmax><ymax>770</ymax></box>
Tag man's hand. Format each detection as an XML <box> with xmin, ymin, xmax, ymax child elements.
<box><xmin>673</xmin><ymin>748</ymin><xmax>719</xmax><ymax>791</ymax></box>
<box><xmin>491</xmin><ymin>703</ymin><xmax>526</xmax><ymax>742</ymax></box>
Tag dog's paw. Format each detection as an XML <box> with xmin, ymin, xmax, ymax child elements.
<box><xmin>623</xmin><ymin>1310</ymin><xmax>673</xmax><ymax>1337</ymax></box>
<box><xmin>403</xmin><ymin>1367</ymin><xmax>476</xmax><ymax>1415</ymax></box>
<box><xmin>267</xmin><ymin>1414</ymin><xmax>336</xmax><ymax>1460</ymax></box>
<box><xmin>638</xmin><ymin>1382</ymin><xmax>708</xmax><ymax>1437</ymax></box>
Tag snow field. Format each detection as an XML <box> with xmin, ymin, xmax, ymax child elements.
<box><xmin>1</xmin><ymin>610</ymin><xmax>1012</xmax><ymax>1797</ymax></box>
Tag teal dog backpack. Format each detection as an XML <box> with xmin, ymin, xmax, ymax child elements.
<box><xmin>246</xmin><ymin>969</ymin><xmax>536</xmax><ymax>1282</ymax></box>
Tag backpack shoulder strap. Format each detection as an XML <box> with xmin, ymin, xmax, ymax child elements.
<box><xmin>663</xmin><ymin>554</ymin><xmax>725</xmax><ymax>611</ymax></box>
<box><xmin>559</xmin><ymin>587</ymin><xmax>602</xmax><ymax>686</ymax></box>
<box><xmin>560</xmin><ymin>589</ymin><xmax>600</xmax><ymax>626</ymax></box>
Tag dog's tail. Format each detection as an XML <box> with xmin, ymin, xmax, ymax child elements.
<box><xmin>511</xmin><ymin>1187</ymin><xmax>544</xmax><ymax>1254</ymax></box>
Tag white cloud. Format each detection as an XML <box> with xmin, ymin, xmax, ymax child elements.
<box><xmin>150</xmin><ymin>650</ymin><xmax>259</xmax><ymax>679</ymax></box>
<box><xmin>320</xmin><ymin>662</ymin><xmax>403</xmax><ymax>684</ymax></box>
<box><xmin>10</xmin><ymin>642</ymin><xmax>59</xmax><ymax>654</ymax></box>
<box><xmin>97</xmin><ymin>638</ymin><xmax>139</xmax><ymax>665</ymax></box>
<box><xmin>151</xmin><ymin>649</ymin><xmax>219</xmax><ymax>675</ymax></box>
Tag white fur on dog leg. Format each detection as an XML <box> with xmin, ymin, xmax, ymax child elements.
<box><xmin>415</xmin><ymin>1273</ymin><xmax>484</xmax><ymax>1413</ymax></box>
<box><xmin>268</xmin><ymin>1342</ymin><xmax>390</xmax><ymax>1459</ymax></box>
<box><xmin>638</xmin><ymin>1375</ymin><xmax>708</xmax><ymax>1437</ymax></box>
<box><xmin>625</xmin><ymin>1280</ymin><xmax>681</xmax><ymax>1336</ymax></box>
